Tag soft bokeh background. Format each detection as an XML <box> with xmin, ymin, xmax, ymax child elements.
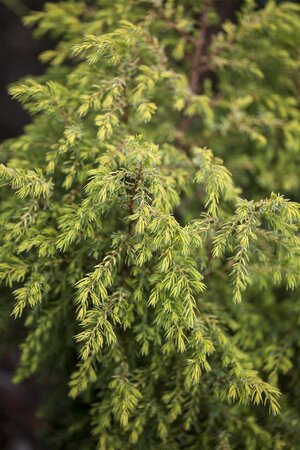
<box><xmin>1</xmin><ymin>2</ymin><xmax>45</xmax><ymax>448</ymax></box>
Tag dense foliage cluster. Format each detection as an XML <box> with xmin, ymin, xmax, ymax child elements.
<box><xmin>1</xmin><ymin>1</ymin><xmax>300</xmax><ymax>448</ymax></box>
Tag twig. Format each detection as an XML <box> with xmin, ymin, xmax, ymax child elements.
<box><xmin>179</xmin><ymin>0</ymin><xmax>212</xmax><ymax>137</ymax></box>
<box><xmin>189</xmin><ymin>0</ymin><xmax>212</xmax><ymax>93</ymax></box>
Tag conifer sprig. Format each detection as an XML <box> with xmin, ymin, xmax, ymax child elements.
<box><xmin>1</xmin><ymin>1</ymin><xmax>300</xmax><ymax>448</ymax></box>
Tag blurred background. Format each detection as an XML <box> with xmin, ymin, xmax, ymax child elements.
<box><xmin>0</xmin><ymin>0</ymin><xmax>299</xmax><ymax>448</ymax></box>
<box><xmin>0</xmin><ymin>1</ymin><xmax>45</xmax><ymax>141</ymax></box>
<box><xmin>1</xmin><ymin>2</ymin><xmax>46</xmax><ymax>448</ymax></box>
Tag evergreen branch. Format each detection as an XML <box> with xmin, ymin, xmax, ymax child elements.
<box><xmin>0</xmin><ymin>164</ymin><xmax>52</xmax><ymax>199</ymax></box>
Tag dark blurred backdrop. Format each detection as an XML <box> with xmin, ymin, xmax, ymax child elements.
<box><xmin>0</xmin><ymin>1</ymin><xmax>46</xmax><ymax>141</ymax></box>
<box><xmin>0</xmin><ymin>2</ymin><xmax>46</xmax><ymax>449</ymax></box>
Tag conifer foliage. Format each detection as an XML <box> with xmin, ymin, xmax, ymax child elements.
<box><xmin>1</xmin><ymin>1</ymin><xmax>300</xmax><ymax>448</ymax></box>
